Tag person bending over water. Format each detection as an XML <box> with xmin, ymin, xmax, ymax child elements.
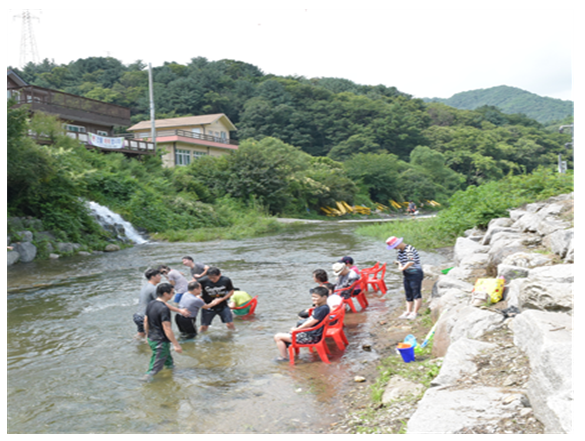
<box><xmin>175</xmin><ymin>281</ymin><xmax>222</xmax><ymax>339</ymax></box>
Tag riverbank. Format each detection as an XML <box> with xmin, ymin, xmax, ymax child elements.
<box><xmin>329</xmin><ymin>193</ymin><xmax>573</xmax><ymax>434</ymax></box>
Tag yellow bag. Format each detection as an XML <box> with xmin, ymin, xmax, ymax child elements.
<box><xmin>472</xmin><ymin>278</ymin><xmax>505</xmax><ymax>305</ymax></box>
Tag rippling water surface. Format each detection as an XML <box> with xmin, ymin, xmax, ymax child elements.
<box><xmin>7</xmin><ymin>222</ymin><xmax>447</xmax><ymax>433</ymax></box>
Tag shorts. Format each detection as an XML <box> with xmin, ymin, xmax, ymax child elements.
<box><xmin>175</xmin><ymin>314</ymin><xmax>198</xmax><ymax>339</ymax></box>
<box><xmin>286</xmin><ymin>329</ymin><xmax>323</xmax><ymax>346</ymax></box>
<box><xmin>173</xmin><ymin>292</ymin><xmax>185</xmax><ymax>303</ymax></box>
<box><xmin>133</xmin><ymin>313</ymin><xmax>145</xmax><ymax>333</ymax></box>
<box><xmin>403</xmin><ymin>268</ymin><xmax>424</xmax><ymax>302</ymax></box>
<box><xmin>201</xmin><ymin>307</ymin><xmax>233</xmax><ymax>327</ymax></box>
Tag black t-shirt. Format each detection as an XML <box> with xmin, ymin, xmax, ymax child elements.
<box><xmin>145</xmin><ymin>299</ymin><xmax>171</xmax><ymax>342</ymax></box>
<box><xmin>198</xmin><ymin>275</ymin><xmax>234</xmax><ymax>311</ymax></box>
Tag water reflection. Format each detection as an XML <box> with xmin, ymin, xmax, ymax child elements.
<box><xmin>7</xmin><ymin>222</ymin><xmax>448</xmax><ymax>433</ymax></box>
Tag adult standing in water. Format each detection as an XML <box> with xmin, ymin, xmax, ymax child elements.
<box><xmin>158</xmin><ymin>264</ymin><xmax>189</xmax><ymax>304</ymax></box>
<box><xmin>198</xmin><ymin>267</ymin><xmax>236</xmax><ymax>332</ymax></box>
<box><xmin>134</xmin><ymin>268</ymin><xmax>190</xmax><ymax>340</ymax></box>
<box><xmin>386</xmin><ymin>236</ymin><xmax>424</xmax><ymax>320</ymax></box>
<box><xmin>182</xmin><ymin>256</ymin><xmax>210</xmax><ymax>281</ymax></box>
<box><xmin>143</xmin><ymin>283</ymin><xmax>182</xmax><ymax>379</ymax></box>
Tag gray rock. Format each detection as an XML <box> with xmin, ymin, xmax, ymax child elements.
<box><xmin>449</xmin><ymin>306</ymin><xmax>505</xmax><ymax>343</ymax></box>
<box><xmin>527</xmin><ymin>264</ymin><xmax>573</xmax><ymax>284</ymax></box>
<box><xmin>454</xmin><ymin>237</ymin><xmax>489</xmax><ymax>266</ymax></box>
<box><xmin>501</xmin><ymin>251</ymin><xmax>553</xmax><ymax>268</ymax></box>
<box><xmin>497</xmin><ymin>264</ymin><xmax>529</xmax><ymax>282</ymax></box>
<box><xmin>382</xmin><ymin>375</ymin><xmax>425</xmax><ymax>404</ymax></box>
<box><xmin>49</xmin><ymin>253</ymin><xmax>60</xmax><ymax>259</ymax></box>
<box><xmin>542</xmin><ymin>228</ymin><xmax>573</xmax><ymax>258</ymax></box>
<box><xmin>7</xmin><ymin>250</ymin><xmax>20</xmax><ymax>266</ymax></box>
<box><xmin>511</xmin><ymin>310</ymin><xmax>572</xmax><ymax>433</ymax></box>
<box><xmin>487</xmin><ymin>232</ymin><xmax>527</xmax><ymax>268</ymax></box>
<box><xmin>105</xmin><ymin>244</ymin><xmax>121</xmax><ymax>252</ymax></box>
<box><xmin>518</xmin><ymin>279</ymin><xmax>573</xmax><ymax>313</ymax></box>
<box><xmin>431</xmin><ymin>275</ymin><xmax>473</xmax><ymax>298</ymax></box>
<box><xmin>56</xmin><ymin>242</ymin><xmax>81</xmax><ymax>253</ymax></box>
<box><xmin>431</xmin><ymin>338</ymin><xmax>497</xmax><ymax>387</ymax></box>
<box><xmin>10</xmin><ymin>242</ymin><xmax>37</xmax><ymax>263</ymax></box>
<box><xmin>16</xmin><ymin>230</ymin><xmax>34</xmax><ymax>242</ymax></box>
<box><xmin>407</xmin><ymin>386</ymin><xmax>526</xmax><ymax>433</ymax></box>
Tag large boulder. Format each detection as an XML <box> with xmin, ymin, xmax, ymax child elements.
<box><xmin>454</xmin><ymin>237</ymin><xmax>489</xmax><ymax>266</ymax></box>
<box><xmin>511</xmin><ymin>310</ymin><xmax>572</xmax><ymax>433</ymax></box>
<box><xmin>542</xmin><ymin>228</ymin><xmax>573</xmax><ymax>259</ymax></box>
<box><xmin>10</xmin><ymin>242</ymin><xmax>37</xmax><ymax>263</ymax></box>
<box><xmin>449</xmin><ymin>306</ymin><xmax>505</xmax><ymax>343</ymax></box>
<box><xmin>7</xmin><ymin>250</ymin><xmax>20</xmax><ymax>266</ymax></box>
<box><xmin>517</xmin><ymin>265</ymin><xmax>574</xmax><ymax>313</ymax></box>
<box><xmin>431</xmin><ymin>337</ymin><xmax>497</xmax><ymax>387</ymax></box>
<box><xmin>407</xmin><ymin>386</ymin><xmax>527</xmax><ymax>434</ymax></box>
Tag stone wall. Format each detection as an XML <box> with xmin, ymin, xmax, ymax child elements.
<box><xmin>407</xmin><ymin>193</ymin><xmax>573</xmax><ymax>434</ymax></box>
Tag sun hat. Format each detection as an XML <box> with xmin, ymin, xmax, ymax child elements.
<box><xmin>386</xmin><ymin>236</ymin><xmax>403</xmax><ymax>250</ymax></box>
<box><xmin>332</xmin><ymin>262</ymin><xmax>346</xmax><ymax>276</ymax></box>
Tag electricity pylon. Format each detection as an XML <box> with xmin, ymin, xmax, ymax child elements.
<box><xmin>15</xmin><ymin>9</ymin><xmax>40</xmax><ymax>67</ymax></box>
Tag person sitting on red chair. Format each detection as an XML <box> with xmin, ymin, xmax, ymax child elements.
<box><xmin>273</xmin><ymin>286</ymin><xmax>330</xmax><ymax>362</ymax></box>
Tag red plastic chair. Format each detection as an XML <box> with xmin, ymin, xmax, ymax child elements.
<box><xmin>231</xmin><ymin>295</ymin><xmax>258</xmax><ymax>318</ymax></box>
<box><xmin>333</xmin><ymin>277</ymin><xmax>366</xmax><ymax>313</ymax></box>
<box><xmin>288</xmin><ymin>317</ymin><xmax>331</xmax><ymax>365</ymax></box>
<box><xmin>325</xmin><ymin>304</ymin><xmax>348</xmax><ymax>350</ymax></box>
<box><xmin>361</xmin><ymin>262</ymin><xmax>387</xmax><ymax>294</ymax></box>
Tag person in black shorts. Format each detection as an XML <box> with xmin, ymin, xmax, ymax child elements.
<box><xmin>198</xmin><ymin>267</ymin><xmax>236</xmax><ymax>333</ymax></box>
<box><xmin>143</xmin><ymin>283</ymin><xmax>182</xmax><ymax>379</ymax></box>
<box><xmin>273</xmin><ymin>286</ymin><xmax>330</xmax><ymax>362</ymax></box>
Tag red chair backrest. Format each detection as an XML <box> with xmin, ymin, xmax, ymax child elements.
<box><xmin>232</xmin><ymin>295</ymin><xmax>258</xmax><ymax>315</ymax></box>
<box><xmin>333</xmin><ymin>277</ymin><xmax>362</xmax><ymax>297</ymax></box>
<box><xmin>291</xmin><ymin>314</ymin><xmax>330</xmax><ymax>344</ymax></box>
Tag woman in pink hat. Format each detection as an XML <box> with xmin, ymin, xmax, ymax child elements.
<box><xmin>386</xmin><ymin>236</ymin><xmax>424</xmax><ymax>319</ymax></box>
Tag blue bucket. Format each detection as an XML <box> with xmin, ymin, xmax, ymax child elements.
<box><xmin>397</xmin><ymin>344</ymin><xmax>415</xmax><ymax>363</ymax></box>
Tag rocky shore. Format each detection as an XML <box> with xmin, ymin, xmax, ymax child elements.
<box><xmin>330</xmin><ymin>193</ymin><xmax>573</xmax><ymax>434</ymax></box>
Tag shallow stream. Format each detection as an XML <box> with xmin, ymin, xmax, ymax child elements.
<box><xmin>7</xmin><ymin>222</ymin><xmax>448</xmax><ymax>433</ymax></box>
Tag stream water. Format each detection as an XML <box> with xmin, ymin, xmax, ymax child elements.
<box><xmin>7</xmin><ymin>222</ymin><xmax>448</xmax><ymax>434</ymax></box>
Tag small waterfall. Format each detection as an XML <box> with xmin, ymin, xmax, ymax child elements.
<box><xmin>87</xmin><ymin>201</ymin><xmax>148</xmax><ymax>244</ymax></box>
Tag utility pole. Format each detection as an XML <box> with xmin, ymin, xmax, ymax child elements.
<box><xmin>15</xmin><ymin>9</ymin><xmax>40</xmax><ymax>67</ymax></box>
<box><xmin>148</xmin><ymin>63</ymin><xmax>157</xmax><ymax>151</ymax></box>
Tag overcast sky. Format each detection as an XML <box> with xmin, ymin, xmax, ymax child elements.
<box><xmin>5</xmin><ymin>0</ymin><xmax>576</xmax><ymax>101</ymax></box>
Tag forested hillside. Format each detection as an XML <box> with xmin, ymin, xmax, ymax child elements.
<box><xmin>424</xmin><ymin>85</ymin><xmax>573</xmax><ymax>124</ymax></box>
<box><xmin>8</xmin><ymin>56</ymin><xmax>574</xmax><ymax>251</ymax></box>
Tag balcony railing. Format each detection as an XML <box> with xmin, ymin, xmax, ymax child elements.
<box><xmin>66</xmin><ymin>131</ymin><xmax>155</xmax><ymax>154</ymax></box>
<box><xmin>8</xmin><ymin>85</ymin><xmax>131</xmax><ymax>127</ymax></box>
<box><xmin>136</xmin><ymin>129</ymin><xmax>239</xmax><ymax>146</ymax></box>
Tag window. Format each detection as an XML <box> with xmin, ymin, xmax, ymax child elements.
<box><xmin>97</xmin><ymin>130</ymin><xmax>109</xmax><ymax>136</ymax></box>
<box><xmin>64</xmin><ymin>124</ymin><xmax>86</xmax><ymax>133</ymax></box>
<box><xmin>175</xmin><ymin>149</ymin><xmax>191</xmax><ymax>166</ymax></box>
<box><xmin>192</xmin><ymin>151</ymin><xmax>207</xmax><ymax>160</ymax></box>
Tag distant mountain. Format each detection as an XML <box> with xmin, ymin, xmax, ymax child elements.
<box><xmin>423</xmin><ymin>85</ymin><xmax>573</xmax><ymax>124</ymax></box>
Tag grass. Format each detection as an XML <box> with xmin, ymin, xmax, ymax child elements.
<box><xmin>355</xmin><ymin>216</ymin><xmax>455</xmax><ymax>250</ymax></box>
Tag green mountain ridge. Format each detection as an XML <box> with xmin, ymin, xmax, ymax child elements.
<box><xmin>423</xmin><ymin>85</ymin><xmax>573</xmax><ymax>124</ymax></box>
